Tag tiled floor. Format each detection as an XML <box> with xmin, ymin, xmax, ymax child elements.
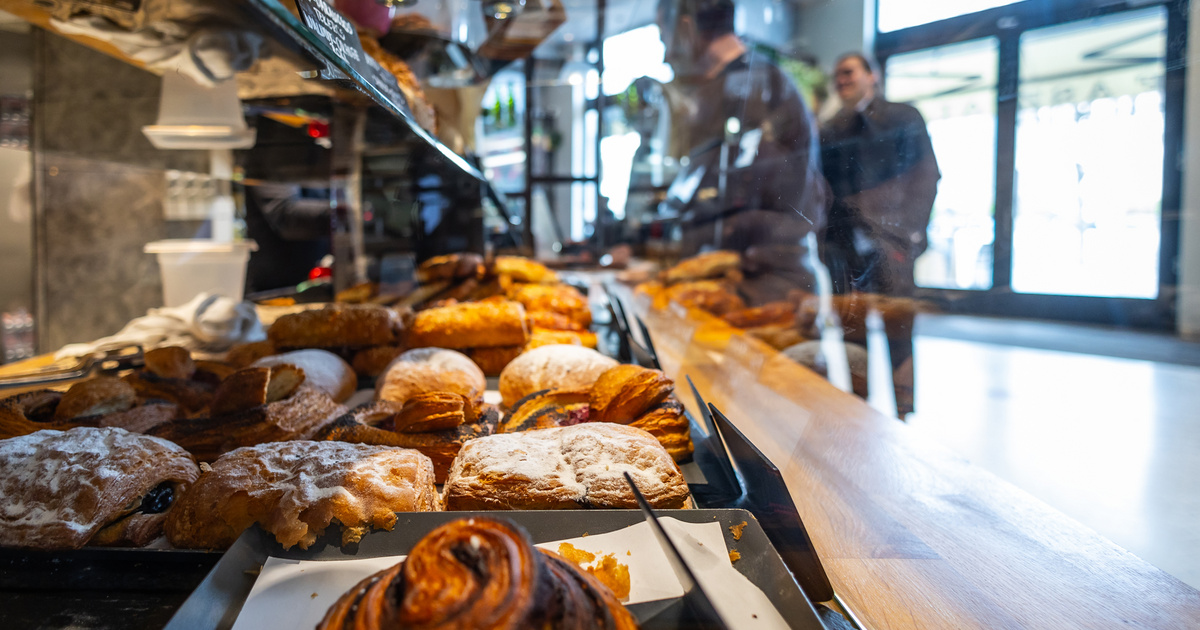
<box><xmin>908</xmin><ymin>315</ymin><xmax>1200</xmax><ymax>590</ymax></box>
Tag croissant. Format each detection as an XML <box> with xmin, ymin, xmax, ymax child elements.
<box><xmin>491</xmin><ymin>256</ymin><xmax>559</xmax><ymax>284</ymax></box>
<box><xmin>663</xmin><ymin>250</ymin><xmax>741</xmax><ymax>284</ymax></box>
<box><xmin>588</xmin><ymin>365</ymin><xmax>673</xmax><ymax>425</ymax></box>
<box><xmin>509</xmin><ymin>283</ymin><xmax>592</xmax><ymax>329</ymax></box>
<box><xmin>317</xmin><ymin>517</ymin><xmax>638</xmax><ymax>630</ymax></box>
<box><xmin>406</xmin><ymin>301</ymin><xmax>529</xmax><ymax>349</ymax></box>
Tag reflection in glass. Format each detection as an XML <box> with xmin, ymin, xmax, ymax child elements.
<box><xmin>877</xmin><ymin>0</ymin><xmax>1022</xmax><ymax>34</ymax></box>
<box><xmin>1013</xmin><ymin>8</ymin><xmax>1166</xmax><ymax>299</ymax></box>
<box><xmin>886</xmin><ymin>38</ymin><xmax>998</xmax><ymax>290</ymax></box>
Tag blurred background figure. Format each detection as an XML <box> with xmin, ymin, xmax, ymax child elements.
<box><xmin>820</xmin><ymin>52</ymin><xmax>939</xmax><ymax>297</ymax></box>
<box><xmin>655</xmin><ymin>0</ymin><xmax>828</xmax><ymax>303</ymax></box>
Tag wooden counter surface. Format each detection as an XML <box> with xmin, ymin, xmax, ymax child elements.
<box><xmin>620</xmin><ymin>289</ymin><xmax>1200</xmax><ymax>629</ymax></box>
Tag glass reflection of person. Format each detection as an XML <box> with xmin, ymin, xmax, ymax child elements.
<box><xmin>820</xmin><ymin>53</ymin><xmax>940</xmax><ymax>296</ymax></box>
<box><xmin>655</xmin><ymin>0</ymin><xmax>828</xmax><ymax>303</ymax></box>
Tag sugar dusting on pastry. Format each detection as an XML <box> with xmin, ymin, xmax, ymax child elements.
<box><xmin>0</xmin><ymin>427</ymin><xmax>199</xmax><ymax>549</ymax></box>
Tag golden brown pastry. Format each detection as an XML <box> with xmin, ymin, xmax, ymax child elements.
<box><xmin>588</xmin><ymin>365</ymin><xmax>673</xmax><ymax>426</ymax></box>
<box><xmin>0</xmin><ymin>390</ymin><xmax>76</xmax><ymax>439</ymax></box>
<box><xmin>491</xmin><ymin>256</ymin><xmax>558</xmax><ymax>284</ymax></box>
<box><xmin>351</xmin><ymin>345</ymin><xmax>406</xmax><ymax>379</ymax></box>
<box><xmin>376</xmin><ymin>348</ymin><xmax>486</xmax><ymax>407</ymax></box>
<box><xmin>509</xmin><ymin>283</ymin><xmax>592</xmax><ymax>328</ymax></box>
<box><xmin>317</xmin><ymin>518</ymin><xmax>638</xmax><ymax>630</ymax></box>
<box><xmin>122</xmin><ymin>371</ymin><xmax>214</xmax><ymax>415</ymax></box>
<box><xmin>53</xmin><ymin>377</ymin><xmax>137</xmax><ymax>421</ymax></box>
<box><xmin>663</xmin><ymin>280</ymin><xmax>746</xmax><ymax>316</ymax></box>
<box><xmin>192</xmin><ymin>360</ymin><xmax>238</xmax><ymax>386</ymax></box>
<box><xmin>466</xmin><ymin>344</ymin><xmax>524</xmax><ymax>376</ymax></box>
<box><xmin>406</xmin><ymin>301</ymin><xmax>529</xmax><ymax>349</ymax></box>
<box><xmin>526</xmin><ymin>309</ymin><xmax>588</xmax><ymax>332</ymax></box>
<box><xmin>251</xmin><ymin>350</ymin><xmax>357</xmax><ymax>403</ymax></box>
<box><xmin>416</xmin><ymin>253</ymin><xmax>486</xmax><ymax>284</ymax></box>
<box><xmin>664</xmin><ymin>250</ymin><xmax>741</xmax><ymax>284</ymax></box>
<box><xmin>165</xmin><ymin>440</ymin><xmax>441</xmax><ymax>550</ymax></box>
<box><xmin>318</xmin><ymin>408</ymin><xmax>498</xmax><ymax>483</ymax></box>
<box><xmin>143</xmin><ymin>346</ymin><xmax>196</xmax><ymax>380</ymax></box>
<box><xmin>529</xmin><ymin>327</ymin><xmax>595</xmax><ymax>349</ymax></box>
<box><xmin>208</xmin><ymin>365</ymin><xmax>305</xmax><ymax>417</ymax></box>
<box><xmin>393</xmin><ymin>392</ymin><xmax>476</xmax><ymax>432</ymax></box>
<box><xmin>629</xmin><ymin>400</ymin><xmax>693</xmax><ymax>462</ymax></box>
<box><xmin>225</xmin><ymin>340</ymin><xmax>277</xmax><ymax>368</ymax></box>
<box><xmin>498</xmin><ymin>345</ymin><xmax>618</xmax><ymax>408</ymax></box>
<box><xmin>97</xmin><ymin>403</ymin><xmax>179</xmax><ymax>434</ymax></box>
<box><xmin>443</xmin><ymin>423</ymin><xmax>690</xmax><ymax>510</ymax></box>
<box><xmin>0</xmin><ymin>427</ymin><xmax>199</xmax><ymax>549</ymax></box>
<box><xmin>721</xmin><ymin>301</ymin><xmax>798</xmax><ymax>329</ymax></box>
<box><xmin>148</xmin><ymin>384</ymin><xmax>346</xmax><ymax>462</ymax></box>
<box><xmin>268</xmin><ymin>304</ymin><xmax>403</xmax><ymax>350</ymax></box>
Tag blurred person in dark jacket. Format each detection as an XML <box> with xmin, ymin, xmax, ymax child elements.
<box><xmin>820</xmin><ymin>52</ymin><xmax>940</xmax><ymax>296</ymax></box>
<box><xmin>655</xmin><ymin>0</ymin><xmax>828</xmax><ymax>303</ymax></box>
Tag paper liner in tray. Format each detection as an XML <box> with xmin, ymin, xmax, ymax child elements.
<box><xmin>165</xmin><ymin>509</ymin><xmax>825</xmax><ymax>630</ymax></box>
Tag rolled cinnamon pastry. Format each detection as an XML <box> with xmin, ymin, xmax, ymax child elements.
<box><xmin>164</xmin><ymin>441</ymin><xmax>441</xmax><ymax>550</ymax></box>
<box><xmin>317</xmin><ymin>518</ymin><xmax>638</xmax><ymax>630</ymax></box>
<box><xmin>0</xmin><ymin>427</ymin><xmax>199</xmax><ymax>549</ymax></box>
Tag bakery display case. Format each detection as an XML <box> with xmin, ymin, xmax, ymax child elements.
<box><xmin>2</xmin><ymin>0</ymin><xmax>1200</xmax><ymax>628</ymax></box>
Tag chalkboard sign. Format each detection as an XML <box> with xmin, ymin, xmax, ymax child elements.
<box><xmin>293</xmin><ymin>0</ymin><xmax>407</xmax><ymax>113</ymax></box>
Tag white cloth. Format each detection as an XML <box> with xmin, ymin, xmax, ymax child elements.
<box><xmin>55</xmin><ymin>293</ymin><xmax>265</xmax><ymax>360</ymax></box>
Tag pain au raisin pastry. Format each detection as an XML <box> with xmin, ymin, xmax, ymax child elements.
<box><xmin>443</xmin><ymin>423</ymin><xmax>689</xmax><ymax>510</ymax></box>
<box><xmin>376</xmin><ymin>348</ymin><xmax>486</xmax><ymax>407</ymax></box>
<box><xmin>318</xmin><ymin>394</ymin><xmax>499</xmax><ymax>483</ymax></box>
<box><xmin>318</xmin><ymin>517</ymin><xmax>638</xmax><ymax>630</ymax></box>
<box><xmin>0</xmin><ymin>427</ymin><xmax>199</xmax><ymax>549</ymax></box>
<box><xmin>498</xmin><ymin>345</ymin><xmax>618</xmax><ymax>408</ymax></box>
<box><xmin>165</xmin><ymin>441</ymin><xmax>440</xmax><ymax>550</ymax></box>
<box><xmin>406</xmin><ymin>300</ymin><xmax>529</xmax><ymax>350</ymax></box>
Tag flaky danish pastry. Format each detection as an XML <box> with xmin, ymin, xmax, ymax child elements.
<box><xmin>164</xmin><ymin>441</ymin><xmax>440</xmax><ymax>550</ymax></box>
<box><xmin>317</xmin><ymin>517</ymin><xmax>638</xmax><ymax>630</ymax></box>
<box><xmin>0</xmin><ymin>427</ymin><xmax>199</xmax><ymax>549</ymax></box>
<box><xmin>588</xmin><ymin>365</ymin><xmax>673</xmax><ymax>426</ymax></box>
<box><xmin>443</xmin><ymin>423</ymin><xmax>689</xmax><ymax>510</ymax></box>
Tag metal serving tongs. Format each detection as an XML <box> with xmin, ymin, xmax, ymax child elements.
<box><xmin>624</xmin><ymin>471</ymin><xmax>731</xmax><ymax>630</ymax></box>
<box><xmin>606</xmin><ymin>292</ymin><xmax>661</xmax><ymax>370</ymax></box>
<box><xmin>687</xmin><ymin>381</ymin><xmax>865</xmax><ymax>630</ymax></box>
<box><xmin>0</xmin><ymin>346</ymin><xmax>145</xmax><ymax>391</ymax></box>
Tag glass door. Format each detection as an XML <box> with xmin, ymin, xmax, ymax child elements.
<box><xmin>1012</xmin><ymin>7</ymin><xmax>1167</xmax><ymax>299</ymax></box>
<box><xmin>885</xmin><ymin>38</ymin><xmax>999</xmax><ymax>291</ymax></box>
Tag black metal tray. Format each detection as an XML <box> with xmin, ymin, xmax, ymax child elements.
<box><xmin>164</xmin><ymin>509</ymin><xmax>824</xmax><ymax>630</ymax></box>
<box><xmin>0</xmin><ymin>546</ymin><xmax>222</xmax><ymax>630</ymax></box>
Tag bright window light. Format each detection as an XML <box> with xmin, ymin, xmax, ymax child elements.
<box><xmin>602</xmin><ymin>25</ymin><xmax>673</xmax><ymax>96</ymax></box>
<box><xmin>878</xmin><ymin>0</ymin><xmax>1023</xmax><ymax>33</ymax></box>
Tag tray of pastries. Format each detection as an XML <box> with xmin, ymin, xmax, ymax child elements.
<box><xmin>0</xmin><ymin>254</ymin><xmax>792</xmax><ymax>629</ymax></box>
<box><xmin>165</xmin><ymin>511</ymin><xmax>825</xmax><ymax>630</ymax></box>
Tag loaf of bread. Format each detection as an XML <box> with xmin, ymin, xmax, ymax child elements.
<box><xmin>165</xmin><ymin>441</ymin><xmax>441</xmax><ymax>550</ymax></box>
<box><xmin>267</xmin><ymin>304</ymin><xmax>403</xmax><ymax>350</ymax></box>
<box><xmin>443</xmin><ymin>423</ymin><xmax>689</xmax><ymax>510</ymax></box>
<box><xmin>407</xmin><ymin>301</ymin><xmax>529</xmax><ymax>349</ymax></box>
<box><xmin>498</xmin><ymin>345</ymin><xmax>617</xmax><ymax>408</ymax></box>
<box><xmin>376</xmin><ymin>348</ymin><xmax>486</xmax><ymax>407</ymax></box>
<box><xmin>0</xmin><ymin>427</ymin><xmax>199</xmax><ymax>549</ymax></box>
<box><xmin>251</xmin><ymin>349</ymin><xmax>357</xmax><ymax>403</ymax></box>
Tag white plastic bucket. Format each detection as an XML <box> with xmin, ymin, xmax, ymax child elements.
<box><xmin>144</xmin><ymin>240</ymin><xmax>258</xmax><ymax>307</ymax></box>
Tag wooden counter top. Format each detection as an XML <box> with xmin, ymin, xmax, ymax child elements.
<box><xmin>621</xmin><ymin>289</ymin><xmax>1200</xmax><ymax>629</ymax></box>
